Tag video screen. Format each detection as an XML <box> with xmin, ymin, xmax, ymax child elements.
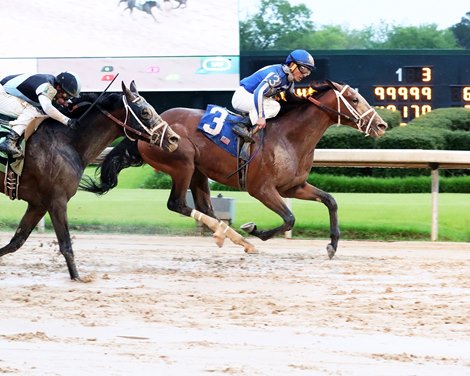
<box><xmin>0</xmin><ymin>0</ymin><xmax>240</xmax><ymax>91</ymax></box>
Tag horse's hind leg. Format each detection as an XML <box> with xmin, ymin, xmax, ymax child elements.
<box><xmin>48</xmin><ymin>199</ymin><xmax>80</xmax><ymax>281</ymax></box>
<box><xmin>189</xmin><ymin>170</ymin><xmax>215</xmax><ymax>217</ymax></box>
<box><xmin>0</xmin><ymin>203</ymin><xmax>47</xmax><ymax>257</ymax></box>
<box><xmin>284</xmin><ymin>183</ymin><xmax>339</xmax><ymax>259</ymax></box>
<box><xmin>169</xmin><ymin>172</ymin><xmax>256</xmax><ymax>253</ymax></box>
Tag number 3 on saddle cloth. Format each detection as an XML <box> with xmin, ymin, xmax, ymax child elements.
<box><xmin>0</xmin><ymin>123</ymin><xmax>28</xmax><ymax>200</ymax></box>
<box><xmin>197</xmin><ymin>104</ymin><xmax>249</xmax><ymax>158</ymax></box>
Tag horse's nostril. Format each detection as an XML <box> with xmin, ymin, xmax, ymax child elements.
<box><xmin>170</xmin><ymin>135</ymin><xmax>180</xmax><ymax>143</ymax></box>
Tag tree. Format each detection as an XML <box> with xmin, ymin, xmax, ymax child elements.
<box><xmin>451</xmin><ymin>12</ymin><xmax>470</xmax><ymax>49</ymax></box>
<box><xmin>379</xmin><ymin>25</ymin><xmax>459</xmax><ymax>49</ymax></box>
<box><xmin>239</xmin><ymin>0</ymin><xmax>313</xmax><ymax>50</ymax></box>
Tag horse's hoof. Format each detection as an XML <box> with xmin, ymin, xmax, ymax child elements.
<box><xmin>244</xmin><ymin>246</ymin><xmax>258</xmax><ymax>254</ymax></box>
<box><xmin>327</xmin><ymin>244</ymin><xmax>336</xmax><ymax>259</ymax></box>
<box><xmin>241</xmin><ymin>222</ymin><xmax>256</xmax><ymax>233</ymax></box>
<box><xmin>213</xmin><ymin>234</ymin><xmax>226</xmax><ymax>248</ymax></box>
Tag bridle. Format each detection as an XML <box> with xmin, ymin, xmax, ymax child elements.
<box><xmin>307</xmin><ymin>84</ymin><xmax>378</xmax><ymax>136</ymax></box>
<box><xmin>98</xmin><ymin>95</ymin><xmax>171</xmax><ymax>147</ymax></box>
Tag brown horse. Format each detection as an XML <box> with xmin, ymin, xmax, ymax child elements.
<box><xmin>83</xmin><ymin>80</ymin><xmax>387</xmax><ymax>257</ymax></box>
<box><xmin>0</xmin><ymin>82</ymin><xmax>179</xmax><ymax>280</ymax></box>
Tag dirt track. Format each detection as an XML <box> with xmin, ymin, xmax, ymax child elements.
<box><xmin>0</xmin><ymin>232</ymin><xmax>469</xmax><ymax>375</ymax></box>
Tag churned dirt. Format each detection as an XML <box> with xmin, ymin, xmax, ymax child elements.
<box><xmin>0</xmin><ymin>232</ymin><xmax>469</xmax><ymax>375</ymax></box>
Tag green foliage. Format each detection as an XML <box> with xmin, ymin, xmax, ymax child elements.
<box><xmin>239</xmin><ymin>1</ymin><xmax>463</xmax><ymax>50</ymax></box>
<box><xmin>409</xmin><ymin>108</ymin><xmax>470</xmax><ymax>131</ymax></box>
<box><xmin>443</xmin><ymin>130</ymin><xmax>470</xmax><ymax>150</ymax></box>
<box><xmin>293</xmin><ymin>26</ymin><xmax>377</xmax><ymax>50</ymax></box>
<box><xmin>141</xmin><ymin>171</ymin><xmax>173</xmax><ymax>189</ymax></box>
<box><xmin>316</xmin><ymin>126</ymin><xmax>375</xmax><ymax>149</ymax></box>
<box><xmin>239</xmin><ymin>0</ymin><xmax>313</xmax><ymax>50</ymax></box>
<box><xmin>450</xmin><ymin>12</ymin><xmax>470</xmax><ymax>49</ymax></box>
<box><xmin>380</xmin><ymin>25</ymin><xmax>460</xmax><ymax>49</ymax></box>
<box><xmin>307</xmin><ymin>173</ymin><xmax>470</xmax><ymax>193</ymax></box>
<box><xmin>375</xmin><ymin>126</ymin><xmax>448</xmax><ymax>150</ymax></box>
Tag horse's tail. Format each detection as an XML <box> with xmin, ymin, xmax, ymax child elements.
<box><xmin>79</xmin><ymin>138</ymin><xmax>143</xmax><ymax>195</ymax></box>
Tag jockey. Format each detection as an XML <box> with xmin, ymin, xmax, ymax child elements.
<box><xmin>0</xmin><ymin>71</ymin><xmax>81</xmax><ymax>158</ymax></box>
<box><xmin>231</xmin><ymin>49</ymin><xmax>315</xmax><ymax>143</ymax></box>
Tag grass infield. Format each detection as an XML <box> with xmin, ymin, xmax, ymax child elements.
<box><xmin>1</xmin><ymin>188</ymin><xmax>468</xmax><ymax>242</ymax></box>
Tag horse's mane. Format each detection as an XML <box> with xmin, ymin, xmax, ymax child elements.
<box><xmin>65</xmin><ymin>92</ymin><xmax>122</xmax><ymax>120</ymax></box>
<box><xmin>277</xmin><ymin>81</ymin><xmax>333</xmax><ymax>116</ymax></box>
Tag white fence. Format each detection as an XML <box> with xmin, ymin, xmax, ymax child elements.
<box><xmin>311</xmin><ymin>149</ymin><xmax>470</xmax><ymax>241</ymax></box>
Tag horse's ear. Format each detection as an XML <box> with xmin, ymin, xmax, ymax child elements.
<box><xmin>130</xmin><ymin>80</ymin><xmax>139</xmax><ymax>95</ymax></box>
<box><xmin>325</xmin><ymin>80</ymin><xmax>339</xmax><ymax>91</ymax></box>
<box><xmin>121</xmin><ymin>81</ymin><xmax>137</xmax><ymax>101</ymax></box>
<box><xmin>121</xmin><ymin>81</ymin><xmax>129</xmax><ymax>95</ymax></box>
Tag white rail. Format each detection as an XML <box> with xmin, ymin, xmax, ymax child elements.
<box><xmin>311</xmin><ymin>149</ymin><xmax>470</xmax><ymax>241</ymax></box>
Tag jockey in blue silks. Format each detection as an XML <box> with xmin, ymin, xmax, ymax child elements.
<box><xmin>231</xmin><ymin>49</ymin><xmax>315</xmax><ymax>143</ymax></box>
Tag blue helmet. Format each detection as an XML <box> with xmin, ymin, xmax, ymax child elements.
<box><xmin>285</xmin><ymin>49</ymin><xmax>315</xmax><ymax>71</ymax></box>
<box><xmin>56</xmin><ymin>71</ymin><xmax>81</xmax><ymax>98</ymax></box>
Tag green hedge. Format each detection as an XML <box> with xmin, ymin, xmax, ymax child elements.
<box><xmin>317</xmin><ymin>107</ymin><xmax>470</xmax><ymax>151</ymax></box>
<box><xmin>143</xmin><ymin>171</ymin><xmax>470</xmax><ymax>193</ymax></box>
<box><xmin>409</xmin><ymin>108</ymin><xmax>470</xmax><ymax>131</ymax></box>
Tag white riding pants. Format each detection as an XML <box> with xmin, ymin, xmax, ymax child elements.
<box><xmin>0</xmin><ymin>84</ymin><xmax>42</xmax><ymax>136</ymax></box>
<box><xmin>231</xmin><ymin>86</ymin><xmax>281</xmax><ymax>125</ymax></box>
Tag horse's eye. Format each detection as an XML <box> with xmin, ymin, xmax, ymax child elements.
<box><xmin>352</xmin><ymin>98</ymin><xmax>359</xmax><ymax>104</ymax></box>
<box><xmin>141</xmin><ymin>108</ymin><xmax>152</xmax><ymax>119</ymax></box>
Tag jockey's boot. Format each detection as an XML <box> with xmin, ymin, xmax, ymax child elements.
<box><xmin>232</xmin><ymin>123</ymin><xmax>255</xmax><ymax>143</ymax></box>
<box><xmin>0</xmin><ymin>129</ymin><xmax>23</xmax><ymax>158</ymax></box>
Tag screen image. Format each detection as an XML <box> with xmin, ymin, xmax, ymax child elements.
<box><xmin>0</xmin><ymin>0</ymin><xmax>240</xmax><ymax>91</ymax></box>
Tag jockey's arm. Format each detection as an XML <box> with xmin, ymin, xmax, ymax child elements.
<box><xmin>36</xmin><ymin>83</ymin><xmax>71</xmax><ymax>126</ymax></box>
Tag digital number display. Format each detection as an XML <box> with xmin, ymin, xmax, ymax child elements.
<box><xmin>396</xmin><ymin>66</ymin><xmax>432</xmax><ymax>83</ymax></box>
<box><xmin>450</xmin><ymin>85</ymin><xmax>470</xmax><ymax>102</ymax></box>
<box><xmin>374</xmin><ymin>86</ymin><xmax>432</xmax><ymax>101</ymax></box>
<box><xmin>372</xmin><ymin>66</ymin><xmax>435</xmax><ymax>122</ymax></box>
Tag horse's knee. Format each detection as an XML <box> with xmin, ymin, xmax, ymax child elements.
<box><xmin>285</xmin><ymin>215</ymin><xmax>295</xmax><ymax>231</ymax></box>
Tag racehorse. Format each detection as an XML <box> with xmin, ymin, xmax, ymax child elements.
<box><xmin>82</xmin><ymin>80</ymin><xmax>387</xmax><ymax>258</ymax></box>
<box><xmin>0</xmin><ymin>82</ymin><xmax>180</xmax><ymax>281</ymax></box>
<box><xmin>118</xmin><ymin>0</ymin><xmax>159</xmax><ymax>21</ymax></box>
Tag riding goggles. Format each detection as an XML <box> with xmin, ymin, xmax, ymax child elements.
<box><xmin>298</xmin><ymin>65</ymin><xmax>312</xmax><ymax>77</ymax></box>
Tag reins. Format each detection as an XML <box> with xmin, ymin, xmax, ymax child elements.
<box><xmin>74</xmin><ymin>73</ymin><xmax>169</xmax><ymax>147</ymax></box>
<box><xmin>307</xmin><ymin>84</ymin><xmax>377</xmax><ymax>136</ymax></box>
<box><xmin>98</xmin><ymin>95</ymin><xmax>171</xmax><ymax>147</ymax></box>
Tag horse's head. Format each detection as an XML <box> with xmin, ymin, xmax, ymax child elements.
<box><xmin>121</xmin><ymin>81</ymin><xmax>180</xmax><ymax>152</ymax></box>
<box><xmin>323</xmin><ymin>80</ymin><xmax>388</xmax><ymax>137</ymax></box>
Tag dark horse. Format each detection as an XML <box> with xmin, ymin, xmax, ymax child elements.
<box><xmin>0</xmin><ymin>82</ymin><xmax>179</xmax><ymax>280</ymax></box>
<box><xmin>83</xmin><ymin>80</ymin><xmax>387</xmax><ymax>257</ymax></box>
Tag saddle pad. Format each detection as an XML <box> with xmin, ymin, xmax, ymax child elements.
<box><xmin>197</xmin><ymin>104</ymin><xmax>243</xmax><ymax>157</ymax></box>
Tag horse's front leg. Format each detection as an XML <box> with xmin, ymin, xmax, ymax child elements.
<box><xmin>284</xmin><ymin>182</ymin><xmax>339</xmax><ymax>259</ymax></box>
<box><xmin>0</xmin><ymin>203</ymin><xmax>47</xmax><ymax>257</ymax></box>
<box><xmin>241</xmin><ymin>189</ymin><xmax>295</xmax><ymax>241</ymax></box>
<box><xmin>48</xmin><ymin>199</ymin><xmax>80</xmax><ymax>281</ymax></box>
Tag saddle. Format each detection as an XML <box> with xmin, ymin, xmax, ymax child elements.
<box><xmin>0</xmin><ymin>115</ymin><xmax>47</xmax><ymax>200</ymax></box>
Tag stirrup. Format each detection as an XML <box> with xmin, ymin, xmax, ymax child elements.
<box><xmin>232</xmin><ymin>125</ymin><xmax>255</xmax><ymax>144</ymax></box>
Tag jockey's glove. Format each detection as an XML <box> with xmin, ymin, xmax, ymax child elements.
<box><xmin>67</xmin><ymin>118</ymin><xmax>80</xmax><ymax>130</ymax></box>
